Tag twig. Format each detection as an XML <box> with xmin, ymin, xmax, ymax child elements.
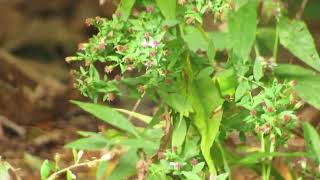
<box><xmin>0</xmin><ymin>115</ymin><xmax>26</xmax><ymax>136</ymax></box>
<box><xmin>296</xmin><ymin>0</ymin><xmax>309</xmax><ymax>19</ymax></box>
<box><xmin>128</xmin><ymin>92</ymin><xmax>145</xmax><ymax>121</ymax></box>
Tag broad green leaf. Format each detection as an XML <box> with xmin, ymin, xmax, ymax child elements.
<box><xmin>253</xmin><ymin>56</ymin><xmax>264</xmax><ymax>81</ymax></box>
<box><xmin>228</xmin><ymin>0</ymin><xmax>257</xmax><ymax>61</ymax></box>
<box><xmin>278</xmin><ymin>17</ymin><xmax>320</xmax><ymax>72</ymax></box>
<box><xmin>71</xmin><ymin>101</ymin><xmax>138</xmax><ymax>136</ymax></box>
<box><xmin>303</xmin><ymin>122</ymin><xmax>320</xmax><ymax>163</ymax></box>
<box><xmin>114</xmin><ymin>108</ymin><xmax>152</xmax><ymax>124</ymax></box>
<box><xmin>40</xmin><ymin>160</ymin><xmax>51</xmax><ymax>180</ymax></box>
<box><xmin>208</xmin><ymin>31</ymin><xmax>230</xmax><ymax>51</ymax></box>
<box><xmin>159</xmin><ymin>92</ymin><xmax>193</xmax><ymax>117</ymax></box>
<box><xmin>117</xmin><ymin>0</ymin><xmax>136</xmax><ymax>21</ymax></box>
<box><xmin>172</xmin><ymin>118</ymin><xmax>187</xmax><ymax>150</ymax></box>
<box><xmin>182</xmin><ymin>25</ymin><xmax>208</xmax><ymax>52</ymax></box>
<box><xmin>190</xmin><ymin>76</ymin><xmax>224</xmax><ymax>174</ymax></box>
<box><xmin>155</xmin><ymin>0</ymin><xmax>176</xmax><ymax>20</ymax></box>
<box><xmin>65</xmin><ymin>136</ymin><xmax>108</xmax><ymax>150</ymax></box>
<box><xmin>107</xmin><ymin>148</ymin><xmax>139</xmax><ymax>180</ymax></box>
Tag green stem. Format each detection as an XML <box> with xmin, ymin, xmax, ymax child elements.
<box><xmin>266</xmin><ymin>135</ymin><xmax>275</xmax><ymax>180</ymax></box>
<box><xmin>260</xmin><ymin>133</ymin><xmax>267</xmax><ymax>180</ymax></box>
<box><xmin>217</xmin><ymin>141</ymin><xmax>231</xmax><ymax>180</ymax></box>
<box><xmin>273</xmin><ymin>23</ymin><xmax>279</xmax><ymax>63</ymax></box>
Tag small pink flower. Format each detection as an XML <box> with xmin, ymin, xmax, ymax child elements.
<box><xmin>146</xmin><ymin>5</ymin><xmax>154</xmax><ymax>13</ymax></box>
<box><xmin>151</xmin><ymin>41</ymin><xmax>159</xmax><ymax>48</ymax></box>
<box><xmin>191</xmin><ymin>158</ymin><xmax>198</xmax><ymax>166</ymax></box>
<box><xmin>145</xmin><ymin>60</ymin><xmax>154</xmax><ymax>68</ymax></box>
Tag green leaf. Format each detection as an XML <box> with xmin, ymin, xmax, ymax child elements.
<box><xmin>274</xmin><ymin>64</ymin><xmax>320</xmax><ymax>109</ymax></box>
<box><xmin>40</xmin><ymin>160</ymin><xmax>51</xmax><ymax>180</ymax></box>
<box><xmin>293</xmin><ymin>76</ymin><xmax>320</xmax><ymax>109</ymax></box>
<box><xmin>215</xmin><ymin>68</ymin><xmax>238</xmax><ymax>97</ymax></box>
<box><xmin>0</xmin><ymin>161</ymin><xmax>10</xmax><ymax>180</ymax></box>
<box><xmin>238</xmin><ymin>152</ymin><xmax>308</xmax><ymax>165</ymax></box>
<box><xmin>117</xmin><ymin>0</ymin><xmax>136</xmax><ymax>21</ymax></box>
<box><xmin>65</xmin><ymin>136</ymin><xmax>108</xmax><ymax>150</ymax></box>
<box><xmin>66</xmin><ymin>170</ymin><xmax>73</xmax><ymax>180</ymax></box>
<box><xmin>190</xmin><ymin>76</ymin><xmax>224</xmax><ymax>174</ymax></box>
<box><xmin>208</xmin><ymin>32</ymin><xmax>230</xmax><ymax>51</ymax></box>
<box><xmin>71</xmin><ymin>101</ymin><xmax>138</xmax><ymax>136</ymax></box>
<box><xmin>253</xmin><ymin>56</ymin><xmax>264</xmax><ymax>81</ymax></box>
<box><xmin>155</xmin><ymin>0</ymin><xmax>176</xmax><ymax>20</ymax></box>
<box><xmin>96</xmin><ymin>160</ymin><xmax>108</xmax><ymax>180</ymax></box>
<box><xmin>182</xmin><ymin>25</ymin><xmax>208</xmax><ymax>52</ymax></box>
<box><xmin>228</xmin><ymin>0</ymin><xmax>257</xmax><ymax>61</ymax></box>
<box><xmin>114</xmin><ymin>108</ymin><xmax>152</xmax><ymax>124</ymax></box>
<box><xmin>107</xmin><ymin>148</ymin><xmax>139</xmax><ymax>180</ymax></box>
<box><xmin>207</xmin><ymin>38</ymin><xmax>216</xmax><ymax>63</ymax></box>
<box><xmin>24</xmin><ymin>153</ymin><xmax>43</xmax><ymax>170</ymax></box>
<box><xmin>217</xmin><ymin>173</ymin><xmax>229</xmax><ymax>180</ymax></box>
<box><xmin>172</xmin><ymin>118</ymin><xmax>187</xmax><ymax>150</ymax></box>
<box><xmin>278</xmin><ymin>17</ymin><xmax>320</xmax><ymax>72</ymax></box>
<box><xmin>303</xmin><ymin>122</ymin><xmax>320</xmax><ymax>164</ymax></box>
<box><xmin>235</xmin><ymin>81</ymin><xmax>250</xmax><ymax>102</ymax></box>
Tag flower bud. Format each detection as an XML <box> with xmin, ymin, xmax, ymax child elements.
<box><xmin>146</xmin><ymin>5</ymin><xmax>154</xmax><ymax>13</ymax></box>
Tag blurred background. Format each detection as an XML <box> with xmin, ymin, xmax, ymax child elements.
<box><xmin>0</xmin><ymin>0</ymin><xmax>319</xmax><ymax>179</ymax></box>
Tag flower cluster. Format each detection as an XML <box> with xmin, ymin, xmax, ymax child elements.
<box><xmin>178</xmin><ymin>0</ymin><xmax>230</xmax><ymax>24</ymax></box>
<box><xmin>236</xmin><ymin>78</ymin><xmax>301</xmax><ymax>145</ymax></box>
<box><xmin>67</xmin><ymin>4</ymin><xmax>173</xmax><ymax>101</ymax></box>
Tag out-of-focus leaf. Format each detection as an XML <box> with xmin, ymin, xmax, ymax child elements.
<box><xmin>256</xmin><ymin>27</ymin><xmax>275</xmax><ymax>55</ymax></box>
<box><xmin>107</xmin><ymin>148</ymin><xmax>139</xmax><ymax>180</ymax></box>
<box><xmin>228</xmin><ymin>0</ymin><xmax>257</xmax><ymax>61</ymax></box>
<box><xmin>117</xmin><ymin>0</ymin><xmax>136</xmax><ymax>21</ymax></box>
<box><xmin>235</xmin><ymin>81</ymin><xmax>250</xmax><ymax>102</ymax></box>
<box><xmin>71</xmin><ymin>101</ymin><xmax>138</xmax><ymax>136</ymax></box>
<box><xmin>96</xmin><ymin>160</ymin><xmax>108</xmax><ymax>180</ymax></box>
<box><xmin>274</xmin><ymin>64</ymin><xmax>320</xmax><ymax>109</ymax></box>
<box><xmin>40</xmin><ymin>160</ymin><xmax>51</xmax><ymax>180</ymax></box>
<box><xmin>65</xmin><ymin>136</ymin><xmax>108</xmax><ymax>150</ymax></box>
<box><xmin>217</xmin><ymin>173</ymin><xmax>229</xmax><ymax>180</ymax></box>
<box><xmin>215</xmin><ymin>68</ymin><xmax>238</xmax><ymax>97</ymax></box>
<box><xmin>0</xmin><ymin>161</ymin><xmax>10</xmax><ymax>180</ymax></box>
<box><xmin>208</xmin><ymin>32</ymin><xmax>230</xmax><ymax>51</ymax></box>
<box><xmin>172</xmin><ymin>118</ymin><xmax>187</xmax><ymax>150</ymax></box>
<box><xmin>278</xmin><ymin>17</ymin><xmax>320</xmax><ymax>72</ymax></box>
<box><xmin>182</xmin><ymin>25</ymin><xmax>208</xmax><ymax>52</ymax></box>
<box><xmin>303</xmin><ymin>122</ymin><xmax>320</xmax><ymax>163</ymax></box>
<box><xmin>238</xmin><ymin>152</ymin><xmax>308</xmax><ymax>165</ymax></box>
<box><xmin>155</xmin><ymin>0</ymin><xmax>176</xmax><ymax>20</ymax></box>
<box><xmin>253</xmin><ymin>56</ymin><xmax>264</xmax><ymax>81</ymax></box>
<box><xmin>24</xmin><ymin>153</ymin><xmax>43</xmax><ymax>170</ymax></box>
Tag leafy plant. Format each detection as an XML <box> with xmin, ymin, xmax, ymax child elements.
<box><xmin>43</xmin><ymin>0</ymin><xmax>320</xmax><ymax>179</ymax></box>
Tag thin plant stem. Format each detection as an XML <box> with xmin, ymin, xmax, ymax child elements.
<box><xmin>266</xmin><ymin>135</ymin><xmax>276</xmax><ymax>180</ymax></box>
<box><xmin>128</xmin><ymin>92</ymin><xmax>145</xmax><ymax>121</ymax></box>
<box><xmin>296</xmin><ymin>0</ymin><xmax>309</xmax><ymax>19</ymax></box>
<box><xmin>260</xmin><ymin>133</ymin><xmax>267</xmax><ymax>180</ymax></box>
<box><xmin>48</xmin><ymin>157</ymin><xmax>109</xmax><ymax>180</ymax></box>
<box><xmin>273</xmin><ymin>25</ymin><xmax>279</xmax><ymax>63</ymax></box>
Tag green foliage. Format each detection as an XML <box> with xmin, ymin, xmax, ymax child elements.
<box><xmin>41</xmin><ymin>0</ymin><xmax>320</xmax><ymax>179</ymax></box>
<box><xmin>278</xmin><ymin>17</ymin><xmax>320</xmax><ymax>72</ymax></box>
